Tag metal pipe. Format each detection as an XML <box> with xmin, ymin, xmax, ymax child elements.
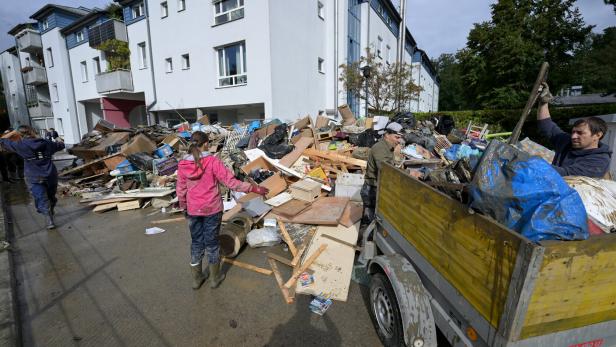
<box><xmin>145</xmin><ymin>1</ymin><xmax>158</xmax><ymax>125</ymax></box>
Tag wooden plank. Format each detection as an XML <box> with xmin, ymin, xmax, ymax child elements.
<box><xmin>151</xmin><ymin>217</ymin><xmax>186</xmax><ymax>224</ymax></box>
<box><xmin>321</xmin><ymin>233</ymin><xmax>361</xmax><ymax>251</ymax></box>
<box><xmin>267</xmin><ymin>253</ymin><xmax>294</xmax><ymax>267</ymax></box>
<box><xmin>222</xmin><ymin>258</ymin><xmax>272</xmax><ymax>276</ymax></box>
<box><xmin>339</xmin><ymin>202</ymin><xmax>363</xmax><ymax>228</ymax></box>
<box><xmin>277</xmin><ymin>219</ymin><xmax>298</xmax><ymax>257</ymax></box>
<box><xmin>59</xmin><ymin>153</ymin><xmax>122</xmax><ymax>176</ymax></box>
<box><xmin>284</xmin><ymin>244</ymin><xmax>328</xmax><ymax>289</ymax></box>
<box><xmin>377</xmin><ymin>164</ymin><xmax>521</xmax><ymax>328</ymax></box>
<box><xmin>272</xmin><ymin>199</ymin><xmax>311</xmax><ymax>218</ymax></box>
<box><xmin>302</xmin><ymin>148</ymin><xmax>367</xmax><ymax>169</ymax></box>
<box><xmin>520</xmin><ymin>235</ymin><xmax>616</xmax><ymax>338</ymax></box>
<box><xmin>117</xmin><ymin>200</ymin><xmax>142</xmax><ymax>211</ymax></box>
<box><xmin>280</xmin><ymin>137</ymin><xmax>314</xmax><ymax>167</ymax></box>
<box><xmin>295</xmin><ymin>224</ymin><xmax>359</xmax><ymax>301</ymax></box>
<box><xmin>291</xmin><ymin>197</ymin><xmax>349</xmax><ymax>225</ymax></box>
<box><xmin>268</xmin><ymin>258</ymin><xmax>294</xmax><ymax>304</ymax></box>
<box><xmin>87</xmin><ymin>197</ymin><xmax>135</xmax><ymax>206</ymax></box>
<box><xmin>92</xmin><ymin>203</ymin><xmax>118</xmax><ymax>213</ymax></box>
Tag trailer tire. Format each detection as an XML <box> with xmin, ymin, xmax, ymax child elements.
<box><xmin>369</xmin><ymin>273</ymin><xmax>405</xmax><ymax>347</ymax></box>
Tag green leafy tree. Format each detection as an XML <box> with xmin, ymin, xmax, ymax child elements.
<box><xmin>568</xmin><ymin>27</ymin><xmax>616</xmax><ymax>94</ymax></box>
<box><xmin>457</xmin><ymin>0</ymin><xmax>592</xmax><ymax>109</ymax></box>
<box><xmin>339</xmin><ymin>50</ymin><xmax>421</xmax><ymax>114</ymax></box>
<box><xmin>605</xmin><ymin>0</ymin><xmax>616</xmax><ymax>14</ymax></box>
<box><xmin>433</xmin><ymin>54</ymin><xmax>466</xmax><ymax>111</ymax></box>
<box><xmin>97</xmin><ymin>39</ymin><xmax>130</xmax><ymax>71</ymax></box>
<box><xmin>105</xmin><ymin>3</ymin><xmax>124</xmax><ymax>21</ymax></box>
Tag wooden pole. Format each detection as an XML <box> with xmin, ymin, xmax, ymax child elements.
<box><xmin>268</xmin><ymin>258</ymin><xmax>294</xmax><ymax>304</ymax></box>
<box><xmin>284</xmin><ymin>244</ymin><xmax>327</xmax><ymax>289</ymax></box>
<box><xmin>509</xmin><ymin>62</ymin><xmax>549</xmax><ymax>144</ymax></box>
<box><xmin>222</xmin><ymin>258</ymin><xmax>272</xmax><ymax>276</ymax></box>
<box><xmin>277</xmin><ymin>219</ymin><xmax>298</xmax><ymax>257</ymax></box>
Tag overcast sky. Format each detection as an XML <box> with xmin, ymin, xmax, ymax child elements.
<box><xmin>1</xmin><ymin>0</ymin><xmax>614</xmax><ymax>58</ymax></box>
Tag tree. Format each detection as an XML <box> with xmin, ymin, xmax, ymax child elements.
<box><xmin>457</xmin><ymin>0</ymin><xmax>592</xmax><ymax>109</ymax></box>
<box><xmin>568</xmin><ymin>27</ymin><xmax>616</xmax><ymax>94</ymax></box>
<box><xmin>605</xmin><ymin>0</ymin><xmax>616</xmax><ymax>14</ymax></box>
<box><xmin>97</xmin><ymin>39</ymin><xmax>130</xmax><ymax>71</ymax></box>
<box><xmin>433</xmin><ymin>54</ymin><xmax>466</xmax><ymax>111</ymax></box>
<box><xmin>339</xmin><ymin>50</ymin><xmax>421</xmax><ymax>114</ymax></box>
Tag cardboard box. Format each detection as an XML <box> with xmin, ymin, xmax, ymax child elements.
<box><xmin>290</xmin><ymin>179</ymin><xmax>322</xmax><ymax>202</ymax></box>
<box><xmin>338</xmin><ymin>104</ymin><xmax>356</xmax><ymax>126</ymax></box>
<box><xmin>241</xmin><ymin>156</ymin><xmax>287</xmax><ymax>198</ymax></box>
<box><xmin>121</xmin><ymin>134</ymin><xmax>157</xmax><ymax>156</ymax></box>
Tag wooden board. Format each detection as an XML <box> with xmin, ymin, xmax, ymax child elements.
<box><xmin>272</xmin><ymin>199</ymin><xmax>311</xmax><ymax>219</ymax></box>
<box><xmin>87</xmin><ymin>197</ymin><xmax>135</xmax><ymax>206</ymax></box>
<box><xmin>59</xmin><ymin>153</ymin><xmax>123</xmax><ymax>177</ymax></box>
<box><xmin>291</xmin><ymin>197</ymin><xmax>349</xmax><ymax>225</ymax></box>
<box><xmin>280</xmin><ymin>137</ymin><xmax>314</xmax><ymax>167</ymax></box>
<box><xmin>377</xmin><ymin>164</ymin><xmax>521</xmax><ymax>328</ymax></box>
<box><xmin>302</xmin><ymin>148</ymin><xmax>367</xmax><ymax>169</ymax></box>
<box><xmin>295</xmin><ymin>224</ymin><xmax>359</xmax><ymax>301</ymax></box>
<box><xmin>520</xmin><ymin>234</ymin><xmax>616</xmax><ymax>338</ymax></box>
<box><xmin>92</xmin><ymin>203</ymin><xmax>118</xmax><ymax>213</ymax></box>
<box><xmin>117</xmin><ymin>200</ymin><xmax>142</xmax><ymax>211</ymax></box>
<box><xmin>339</xmin><ymin>201</ymin><xmax>363</xmax><ymax>228</ymax></box>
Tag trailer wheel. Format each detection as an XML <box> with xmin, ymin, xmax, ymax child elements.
<box><xmin>369</xmin><ymin>273</ymin><xmax>405</xmax><ymax>347</ymax></box>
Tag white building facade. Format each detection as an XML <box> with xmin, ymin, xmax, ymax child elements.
<box><xmin>0</xmin><ymin>47</ymin><xmax>30</xmax><ymax>128</ymax></box>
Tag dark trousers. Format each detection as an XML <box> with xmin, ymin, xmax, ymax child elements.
<box><xmin>188</xmin><ymin>212</ymin><xmax>223</xmax><ymax>265</ymax></box>
<box><xmin>25</xmin><ymin>175</ymin><xmax>58</xmax><ymax>215</ymax></box>
<box><xmin>360</xmin><ymin>182</ymin><xmax>377</xmax><ymax>226</ymax></box>
<box><xmin>0</xmin><ymin>154</ymin><xmax>9</xmax><ymax>181</ymax></box>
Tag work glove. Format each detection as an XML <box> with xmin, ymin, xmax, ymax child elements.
<box><xmin>538</xmin><ymin>82</ymin><xmax>553</xmax><ymax>104</ymax></box>
<box><xmin>249</xmin><ymin>184</ymin><xmax>269</xmax><ymax>196</ymax></box>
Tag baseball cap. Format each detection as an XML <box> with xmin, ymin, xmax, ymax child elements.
<box><xmin>379</xmin><ymin>122</ymin><xmax>403</xmax><ymax>135</ymax></box>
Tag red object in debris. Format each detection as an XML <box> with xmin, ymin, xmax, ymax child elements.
<box><xmin>587</xmin><ymin>219</ymin><xmax>605</xmax><ymax>236</ymax></box>
<box><xmin>569</xmin><ymin>338</ymin><xmax>604</xmax><ymax>347</ymax></box>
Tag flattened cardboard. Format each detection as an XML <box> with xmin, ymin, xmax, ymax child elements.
<box><xmin>121</xmin><ymin>134</ymin><xmax>157</xmax><ymax>156</ymax></box>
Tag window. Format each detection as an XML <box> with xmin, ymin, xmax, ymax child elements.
<box><xmin>76</xmin><ymin>30</ymin><xmax>84</xmax><ymax>43</ymax></box>
<box><xmin>318</xmin><ymin>57</ymin><xmax>324</xmax><ymax>73</ymax></box>
<box><xmin>178</xmin><ymin>0</ymin><xmax>186</xmax><ymax>11</ymax></box>
<box><xmin>52</xmin><ymin>84</ymin><xmax>59</xmax><ymax>102</ymax></box>
<box><xmin>46</xmin><ymin>47</ymin><xmax>54</xmax><ymax>67</ymax></box>
<box><xmin>80</xmin><ymin>61</ymin><xmax>88</xmax><ymax>82</ymax></box>
<box><xmin>214</xmin><ymin>0</ymin><xmax>244</xmax><ymax>25</ymax></box>
<box><xmin>165</xmin><ymin>57</ymin><xmax>173</xmax><ymax>72</ymax></box>
<box><xmin>42</xmin><ymin>19</ymin><xmax>49</xmax><ymax>30</ymax></box>
<box><xmin>318</xmin><ymin>1</ymin><xmax>324</xmax><ymax>19</ymax></box>
<box><xmin>181</xmin><ymin>54</ymin><xmax>190</xmax><ymax>69</ymax></box>
<box><xmin>25</xmin><ymin>57</ymin><xmax>31</xmax><ymax>67</ymax></box>
<box><xmin>377</xmin><ymin>36</ymin><xmax>383</xmax><ymax>58</ymax></box>
<box><xmin>138</xmin><ymin>42</ymin><xmax>147</xmax><ymax>68</ymax></box>
<box><xmin>132</xmin><ymin>2</ymin><xmax>144</xmax><ymax>18</ymax></box>
<box><xmin>216</xmin><ymin>41</ymin><xmax>246</xmax><ymax>87</ymax></box>
<box><xmin>386</xmin><ymin>45</ymin><xmax>391</xmax><ymax>65</ymax></box>
<box><xmin>161</xmin><ymin>1</ymin><xmax>168</xmax><ymax>18</ymax></box>
<box><xmin>93</xmin><ymin>57</ymin><xmax>101</xmax><ymax>74</ymax></box>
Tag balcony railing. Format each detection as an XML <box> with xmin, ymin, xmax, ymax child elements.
<box><xmin>28</xmin><ymin>100</ymin><xmax>52</xmax><ymax>118</ymax></box>
<box><xmin>16</xmin><ymin>29</ymin><xmax>43</xmax><ymax>54</ymax></box>
<box><xmin>96</xmin><ymin>69</ymin><xmax>134</xmax><ymax>94</ymax></box>
<box><xmin>88</xmin><ymin>19</ymin><xmax>128</xmax><ymax>48</ymax></box>
<box><xmin>23</xmin><ymin>67</ymin><xmax>48</xmax><ymax>85</ymax></box>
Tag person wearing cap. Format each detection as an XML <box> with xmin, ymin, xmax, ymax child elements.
<box><xmin>361</xmin><ymin>122</ymin><xmax>404</xmax><ymax>226</ymax></box>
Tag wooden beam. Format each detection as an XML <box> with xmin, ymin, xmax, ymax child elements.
<box><xmin>267</xmin><ymin>253</ymin><xmax>294</xmax><ymax>267</ymax></box>
<box><xmin>222</xmin><ymin>258</ymin><xmax>272</xmax><ymax>276</ymax></box>
<box><xmin>277</xmin><ymin>219</ymin><xmax>298</xmax><ymax>257</ymax></box>
<box><xmin>291</xmin><ymin>229</ymin><xmax>316</xmax><ymax>266</ymax></box>
<box><xmin>116</xmin><ymin>200</ymin><xmax>142</xmax><ymax>211</ymax></box>
<box><xmin>302</xmin><ymin>148</ymin><xmax>367</xmax><ymax>168</ymax></box>
<box><xmin>151</xmin><ymin>217</ymin><xmax>186</xmax><ymax>224</ymax></box>
<box><xmin>284</xmin><ymin>244</ymin><xmax>327</xmax><ymax>289</ymax></box>
<box><xmin>321</xmin><ymin>233</ymin><xmax>362</xmax><ymax>251</ymax></box>
<box><xmin>92</xmin><ymin>203</ymin><xmax>118</xmax><ymax>213</ymax></box>
<box><xmin>268</xmin><ymin>258</ymin><xmax>294</xmax><ymax>304</ymax></box>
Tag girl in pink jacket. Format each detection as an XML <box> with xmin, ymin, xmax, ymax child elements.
<box><xmin>176</xmin><ymin>131</ymin><xmax>268</xmax><ymax>289</ymax></box>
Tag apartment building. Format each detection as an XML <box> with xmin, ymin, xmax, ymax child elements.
<box><xmin>0</xmin><ymin>0</ymin><xmax>439</xmax><ymax>143</ymax></box>
<box><xmin>0</xmin><ymin>46</ymin><xmax>30</xmax><ymax>128</ymax></box>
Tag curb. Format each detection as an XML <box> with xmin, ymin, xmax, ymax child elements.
<box><xmin>0</xmin><ymin>185</ymin><xmax>19</xmax><ymax>346</ymax></box>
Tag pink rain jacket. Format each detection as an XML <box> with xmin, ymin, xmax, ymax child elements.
<box><xmin>176</xmin><ymin>152</ymin><xmax>252</xmax><ymax>216</ymax></box>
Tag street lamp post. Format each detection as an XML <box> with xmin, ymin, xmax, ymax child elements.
<box><xmin>361</xmin><ymin>65</ymin><xmax>371</xmax><ymax>118</ymax></box>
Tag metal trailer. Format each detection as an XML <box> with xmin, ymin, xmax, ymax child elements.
<box><xmin>360</xmin><ymin>163</ymin><xmax>616</xmax><ymax>347</ymax></box>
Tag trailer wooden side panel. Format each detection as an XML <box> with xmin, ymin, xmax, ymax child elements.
<box><xmin>377</xmin><ymin>165</ymin><xmax>522</xmax><ymax>328</ymax></box>
<box><xmin>520</xmin><ymin>235</ymin><xmax>616</xmax><ymax>339</ymax></box>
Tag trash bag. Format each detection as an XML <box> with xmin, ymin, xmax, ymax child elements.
<box><xmin>469</xmin><ymin>141</ymin><xmax>588</xmax><ymax>242</ymax></box>
<box><xmin>403</xmin><ymin>131</ymin><xmax>437</xmax><ymax>152</ymax></box>
<box><xmin>351</xmin><ymin>129</ymin><xmax>380</xmax><ymax>147</ymax></box>
<box><xmin>258</xmin><ymin>123</ymin><xmax>294</xmax><ymax>159</ymax></box>
<box><xmin>246</xmin><ymin>227</ymin><xmax>281</xmax><ymax>247</ymax></box>
<box><xmin>434</xmin><ymin>115</ymin><xmax>455</xmax><ymax>135</ymax></box>
<box><xmin>391</xmin><ymin>112</ymin><xmax>416</xmax><ymax>129</ymax></box>
<box><xmin>127</xmin><ymin>152</ymin><xmax>155</xmax><ymax>172</ymax></box>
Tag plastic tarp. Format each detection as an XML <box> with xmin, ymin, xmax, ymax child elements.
<box><xmin>469</xmin><ymin>141</ymin><xmax>588</xmax><ymax>242</ymax></box>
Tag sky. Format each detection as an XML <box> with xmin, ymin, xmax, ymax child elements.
<box><xmin>1</xmin><ymin>0</ymin><xmax>614</xmax><ymax>57</ymax></box>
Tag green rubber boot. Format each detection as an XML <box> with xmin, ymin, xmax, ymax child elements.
<box><xmin>209</xmin><ymin>263</ymin><xmax>225</xmax><ymax>289</ymax></box>
<box><xmin>190</xmin><ymin>262</ymin><xmax>207</xmax><ymax>290</ymax></box>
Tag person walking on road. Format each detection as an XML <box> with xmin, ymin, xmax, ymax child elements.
<box><xmin>0</xmin><ymin>125</ymin><xmax>65</xmax><ymax>229</ymax></box>
<box><xmin>176</xmin><ymin>131</ymin><xmax>268</xmax><ymax>290</ymax></box>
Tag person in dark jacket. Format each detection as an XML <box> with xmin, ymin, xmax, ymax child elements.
<box><xmin>45</xmin><ymin>128</ymin><xmax>59</xmax><ymax>141</ymax></box>
<box><xmin>0</xmin><ymin>125</ymin><xmax>65</xmax><ymax>229</ymax></box>
<box><xmin>537</xmin><ymin>83</ymin><xmax>611</xmax><ymax>178</ymax></box>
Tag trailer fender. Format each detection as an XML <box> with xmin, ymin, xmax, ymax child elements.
<box><xmin>369</xmin><ymin>254</ymin><xmax>437</xmax><ymax>347</ymax></box>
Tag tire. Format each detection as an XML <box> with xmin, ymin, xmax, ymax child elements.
<box><xmin>369</xmin><ymin>273</ymin><xmax>405</xmax><ymax>347</ymax></box>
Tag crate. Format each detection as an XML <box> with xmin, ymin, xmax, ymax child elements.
<box><xmin>335</xmin><ymin>173</ymin><xmax>364</xmax><ymax>202</ymax></box>
<box><xmin>290</xmin><ymin>179</ymin><xmax>322</xmax><ymax>202</ymax></box>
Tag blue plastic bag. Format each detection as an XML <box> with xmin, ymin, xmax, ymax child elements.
<box><xmin>469</xmin><ymin>141</ymin><xmax>588</xmax><ymax>242</ymax></box>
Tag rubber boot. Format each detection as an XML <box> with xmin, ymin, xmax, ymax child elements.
<box><xmin>190</xmin><ymin>262</ymin><xmax>207</xmax><ymax>290</ymax></box>
<box><xmin>46</xmin><ymin>214</ymin><xmax>56</xmax><ymax>230</ymax></box>
<box><xmin>209</xmin><ymin>263</ymin><xmax>225</xmax><ymax>289</ymax></box>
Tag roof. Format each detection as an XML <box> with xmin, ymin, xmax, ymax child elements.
<box><xmin>413</xmin><ymin>48</ymin><xmax>437</xmax><ymax>77</ymax></box>
<box><xmin>569</xmin><ymin>114</ymin><xmax>616</xmax><ymax>125</ymax></box>
<box><xmin>30</xmin><ymin>4</ymin><xmax>90</xmax><ymax>20</ymax></box>
<box><xmin>60</xmin><ymin>10</ymin><xmax>106</xmax><ymax>35</ymax></box>
<box><xmin>7</xmin><ymin>23</ymin><xmax>38</xmax><ymax>36</ymax></box>
<box><xmin>553</xmin><ymin>93</ymin><xmax>616</xmax><ymax>106</ymax></box>
<box><xmin>1</xmin><ymin>46</ymin><xmax>18</xmax><ymax>55</ymax></box>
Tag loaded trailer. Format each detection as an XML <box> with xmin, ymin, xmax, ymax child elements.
<box><xmin>361</xmin><ymin>163</ymin><xmax>616</xmax><ymax>347</ymax></box>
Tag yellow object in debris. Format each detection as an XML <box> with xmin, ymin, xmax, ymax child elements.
<box><xmin>308</xmin><ymin>167</ymin><xmax>328</xmax><ymax>181</ymax></box>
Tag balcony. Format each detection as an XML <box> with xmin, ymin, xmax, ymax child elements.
<box><xmin>16</xmin><ymin>29</ymin><xmax>43</xmax><ymax>54</ymax></box>
<box><xmin>23</xmin><ymin>67</ymin><xmax>47</xmax><ymax>85</ymax></box>
<box><xmin>88</xmin><ymin>19</ymin><xmax>128</xmax><ymax>48</ymax></box>
<box><xmin>28</xmin><ymin>100</ymin><xmax>52</xmax><ymax>118</ymax></box>
<box><xmin>96</xmin><ymin>69</ymin><xmax>134</xmax><ymax>94</ymax></box>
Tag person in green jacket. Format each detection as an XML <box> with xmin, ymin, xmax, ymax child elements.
<box><xmin>361</xmin><ymin>122</ymin><xmax>404</xmax><ymax>226</ymax></box>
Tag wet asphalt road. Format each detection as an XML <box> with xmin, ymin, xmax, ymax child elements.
<box><xmin>4</xmin><ymin>182</ymin><xmax>383</xmax><ymax>347</ymax></box>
